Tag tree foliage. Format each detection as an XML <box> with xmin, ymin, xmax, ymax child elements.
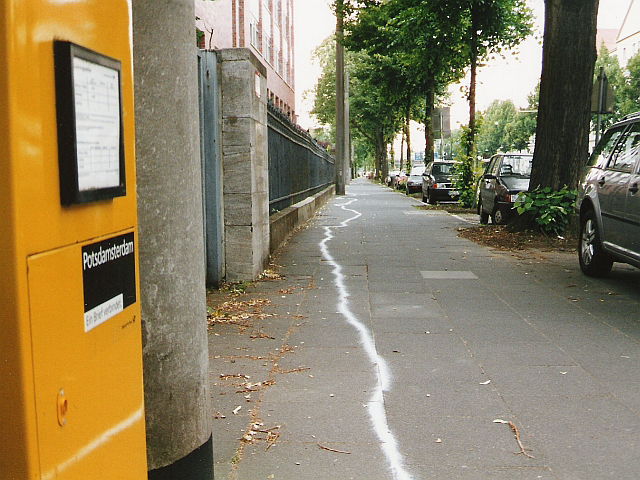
<box><xmin>318</xmin><ymin>0</ymin><xmax>532</xmax><ymax>184</ymax></box>
<box><xmin>475</xmin><ymin>85</ymin><xmax>538</xmax><ymax>157</ymax></box>
<box><xmin>619</xmin><ymin>52</ymin><xmax>640</xmax><ymax>116</ymax></box>
<box><xmin>343</xmin><ymin>0</ymin><xmax>471</xmax><ymax>163</ymax></box>
<box><xmin>477</xmin><ymin>100</ymin><xmax>519</xmax><ymax>155</ymax></box>
<box><xmin>311</xmin><ymin>35</ymin><xmax>402</xmax><ymax>179</ymax></box>
<box><xmin>461</xmin><ymin>0</ymin><xmax>534</xmax><ymax>152</ymax></box>
<box><xmin>592</xmin><ymin>45</ymin><xmax>626</xmax><ymax>131</ymax></box>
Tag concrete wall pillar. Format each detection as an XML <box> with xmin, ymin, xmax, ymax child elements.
<box><xmin>218</xmin><ymin>48</ymin><xmax>270</xmax><ymax>281</ymax></box>
<box><xmin>132</xmin><ymin>0</ymin><xmax>212</xmax><ymax>478</ymax></box>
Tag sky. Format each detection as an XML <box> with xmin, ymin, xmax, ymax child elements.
<box><xmin>294</xmin><ymin>0</ymin><xmax>633</xmax><ymax>139</ymax></box>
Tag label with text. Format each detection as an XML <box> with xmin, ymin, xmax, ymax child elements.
<box><xmin>82</xmin><ymin>233</ymin><xmax>136</xmax><ymax>332</ymax></box>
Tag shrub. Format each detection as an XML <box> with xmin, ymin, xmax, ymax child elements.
<box><xmin>514</xmin><ymin>186</ymin><xmax>577</xmax><ymax>235</ymax></box>
<box><xmin>452</xmin><ymin>127</ymin><xmax>479</xmax><ymax>208</ymax></box>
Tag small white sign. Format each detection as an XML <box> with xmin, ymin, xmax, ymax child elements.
<box><xmin>84</xmin><ymin>294</ymin><xmax>123</xmax><ymax>332</ymax></box>
<box><xmin>73</xmin><ymin>56</ymin><xmax>121</xmax><ymax>192</ymax></box>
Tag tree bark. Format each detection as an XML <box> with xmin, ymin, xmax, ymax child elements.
<box><xmin>424</xmin><ymin>87</ymin><xmax>435</xmax><ymax>164</ymax></box>
<box><xmin>467</xmin><ymin>7</ymin><xmax>479</xmax><ymax>155</ymax></box>
<box><xmin>375</xmin><ymin>129</ymin><xmax>387</xmax><ymax>180</ymax></box>
<box><xmin>531</xmin><ymin>0</ymin><xmax>599</xmax><ymax>191</ymax></box>
<box><xmin>405</xmin><ymin>102</ymin><xmax>412</xmax><ymax>172</ymax></box>
<box><xmin>399</xmin><ymin>130</ymin><xmax>404</xmax><ymax>168</ymax></box>
<box><xmin>390</xmin><ymin>142</ymin><xmax>396</xmax><ymax>170</ymax></box>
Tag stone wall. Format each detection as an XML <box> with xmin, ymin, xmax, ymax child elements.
<box><xmin>269</xmin><ymin>185</ymin><xmax>335</xmax><ymax>254</ymax></box>
<box><xmin>218</xmin><ymin>48</ymin><xmax>270</xmax><ymax>281</ymax></box>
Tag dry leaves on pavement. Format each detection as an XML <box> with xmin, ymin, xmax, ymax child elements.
<box><xmin>458</xmin><ymin>225</ymin><xmax>576</xmax><ymax>252</ymax></box>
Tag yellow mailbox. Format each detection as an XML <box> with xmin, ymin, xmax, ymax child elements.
<box><xmin>0</xmin><ymin>1</ymin><xmax>147</xmax><ymax>478</ymax></box>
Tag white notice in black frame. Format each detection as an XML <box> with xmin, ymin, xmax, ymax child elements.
<box><xmin>54</xmin><ymin>41</ymin><xmax>126</xmax><ymax>205</ymax></box>
<box><xmin>73</xmin><ymin>57</ymin><xmax>121</xmax><ymax>191</ymax></box>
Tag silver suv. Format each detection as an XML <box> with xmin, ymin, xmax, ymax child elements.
<box><xmin>577</xmin><ymin>112</ymin><xmax>640</xmax><ymax>276</ymax></box>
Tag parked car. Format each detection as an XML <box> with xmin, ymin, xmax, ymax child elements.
<box><xmin>406</xmin><ymin>166</ymin><xmax>425</xmax><ymax>194</ymax></box>
<box><xmin>477</xmin><ymin>153</ymin><xmax>532</xmax><ymax>224</ymax></box>
<box><xmin>577</xmin><ymin>112</ymin><xmax>640</xmax><ymax>276</ymax></box>
<box><xmin>421</xmin><ymin>161</ymin><xmax>459</xmax><ymax>204</ymax></box>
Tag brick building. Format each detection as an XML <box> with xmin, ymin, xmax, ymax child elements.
<box><xmin>196</xmin><ymin>0</ymin><xmax>296</xmax><ymax>119</ymax></box>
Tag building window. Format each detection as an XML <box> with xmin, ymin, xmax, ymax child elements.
<box><xmin>265</xmin><ymin>33</ymin><xmax>272</xmax><ymax>64</ymax></box>
<box><xmin>249</xmin><ymin>17</ymin><xmax>259</xmax><ymax>47</ymax></box>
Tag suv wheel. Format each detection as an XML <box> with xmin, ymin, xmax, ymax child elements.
<box><xmin>579</xmin><ymin>209</ymin><xmax>613</xmax><ymax>277</ymax></box>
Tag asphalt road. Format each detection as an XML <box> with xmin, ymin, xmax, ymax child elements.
<box><xmin>209</xmin><ymin>178</ymin><xmax>640</xmax><ymax>480</ymax></box>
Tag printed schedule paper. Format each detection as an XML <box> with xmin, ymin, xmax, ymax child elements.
<box><xmin>72</xmin><ymin>56</ymin><xmax>121</xmax><ymax>192</ymax></box>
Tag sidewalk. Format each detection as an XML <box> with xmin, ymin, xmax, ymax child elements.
<box><xmin>208</xmin><ymin>179</ymin><xmax>640</xmax><ymax>480</ymax></box>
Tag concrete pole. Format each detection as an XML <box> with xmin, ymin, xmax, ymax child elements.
<box><xmin>335</xmin><ymin>0</ymin><xmax>346</xmax><ymax>195</ymax></box>
<box><xmin>131</xmin><ymin>1</ymin><xmax>213</xmax><ymax>478</ymax></box>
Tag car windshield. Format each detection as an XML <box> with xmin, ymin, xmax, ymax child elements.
<box><xmin>500</xmin><ymin>156</ymin><xmax>532</xmax><ymax>176</ymax></box>
<box><xmin>432</xmin><ymin>163</ymin><xmax>454</xmax><ymax>175</ymax></box>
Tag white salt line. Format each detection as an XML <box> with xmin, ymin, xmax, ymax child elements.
<box><xmin>449</xmin><ymin>213</ymin><xmax>473</xmax><ymax>224</ymax></box>
<box><xmin>319</xmin><ymin>198</ymin><xmax>414</xmax><ymax>480</ymax></box>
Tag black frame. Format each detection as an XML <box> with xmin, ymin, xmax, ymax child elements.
<box><xmin>54</xmin><ymin>41</ymin><xmax>126</xmax><ymax>205</ymax></box>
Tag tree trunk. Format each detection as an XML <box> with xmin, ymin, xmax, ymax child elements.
<box><xmin>424</xmin><ymin>87</ymin><xmax>435</xmax><ymax>164</ymax></box>
<box><xmin>405</xmin><ymin>102</ymin><xmax>412</xmax><ymax>172</ymax></box>
<box><xmin>375</xmin><ymin>129</ymin><xmax>387</xmax><ymax>181</ymax></box>
<box><xmin>531</xmin><ymin>0</ymin><xmax>599</xmax><ymax>191</ymax></box>
<box><xmin>467</xmin><ymin>8</ymin><xmax>478</xmax><ymax>156</ymax></box>
<box><xmin>399</xmin><ymin>130</ymin><xmax>404</xmax><ymax>169</ymax></box>
<box><xmin>390</xmin><ymin>142</ymin><xmax>396</xmax><ymax>170</ymax></box>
